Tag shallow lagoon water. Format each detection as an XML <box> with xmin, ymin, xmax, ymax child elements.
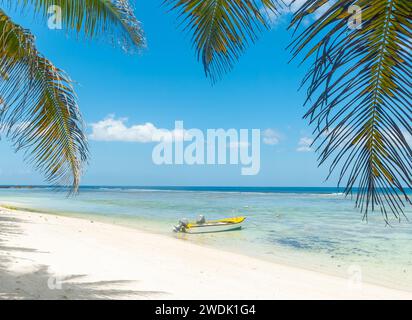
<box><xmin>1</xmin><ymin>186</ymin><xmax>411</xmax><ymax>291</ymax></box>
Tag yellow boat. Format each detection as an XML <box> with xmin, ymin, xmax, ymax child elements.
<box><xmin>173</xmin><ymin>216</ymin><xmax>246</xmax><ymax>234</ymax></box>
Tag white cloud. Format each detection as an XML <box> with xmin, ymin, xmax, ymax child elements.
<box><xmin>89</xmin><ymin>116</ymin><xmax>187</xmax><ymax>143</ymax></box>
<box><xmin>262</xmin><ymin>0</ymin><xmax>333</xmax><ymax>26</ymax></box>
<box><xmin>262</xmin><ymin>129</ymin><xmax>281</xmax><ymax>145</ymax></box>
<box><xmin>261</xmin><ymin>0</ymin><xmax>305</xmax><ymax>26</ymax></box>
<box><xmin>296</xmin><ymin>136</ymin><xmax>313</xmax><ymax>152</ymax></box>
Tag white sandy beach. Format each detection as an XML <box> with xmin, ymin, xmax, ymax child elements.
<box><xmin>0</xmin><ymin>206</ymin><xmax>411</xmax><ymax>300</ymax></box>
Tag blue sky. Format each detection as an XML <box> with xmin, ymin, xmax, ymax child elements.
<box><xmin>0</xmin><ymin>1</ymin><xmax>337</xmax><ymax>187</ymax></box>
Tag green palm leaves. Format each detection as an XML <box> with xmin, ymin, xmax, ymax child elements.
<box><xmin>164</xmin><ymin>0</ymin><xmax>279</xmax><ymax>82</ymax></box>
<box><xmin>0</xmin><ymin>10</ymin><xmax>87</xmax><ymax>190</ymax></box>
<box><xmin>0</xmin><ymin>1</ymin><xmax>145</xmax><ymax>190</ymax></box>
<box><xmin>4</xmin><ymin>0</ymin><xmax>145</xmax><ymax>51</ymax></box>
<box><xmin>289</xmin><ymin>0</ymin><xmax>412</xmax><ymax>220</ymax></box>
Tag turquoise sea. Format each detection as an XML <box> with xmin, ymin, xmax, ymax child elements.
<box><xmin>1</xmin><ymin>186</ymin><xmax>411</xmax><ymax>291</ymax></box>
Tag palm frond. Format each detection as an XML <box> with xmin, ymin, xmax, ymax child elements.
<box><xmin>164</xmin><ymin>0</ymin><xmax>280</xmax><ymax>82</ymax></box>
<box><xmin>289</xmin><ymin>0</ymin><xmax>412</xmax><ymax>221</ymax></box>
<box><xmin>2</xmin><ymin>0</ymin><xmax>145</xmax><ymax>52</ymax></box>
<box><xmin>0</xmin><ymin>10</ymin><xmax>88</xmax><ymax>191</ymax></box>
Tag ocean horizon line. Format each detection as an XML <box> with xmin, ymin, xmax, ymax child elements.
<box><xmin>1</xmin><ymin>185</ymin><xmax>412</xmax><ymax>195</ymax></box>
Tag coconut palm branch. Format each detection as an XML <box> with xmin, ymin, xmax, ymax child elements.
<box><xmin>164</xmin><ymin>0</ymin><xmax>280</xmax><ymax>82</ymax></box>
<box><xmin>289</xmin><ymin>0</ymin><xmax>412</xmax><ymax>221</ymax></box>
<box><xmin>0</xmin><ymin>10</ymin><xmax>88</xmax><ymax>190</ymax></box>
<box><xmin>2</xmin><ymin>0</ymin><xmax>145</xmax><ymax>52</ymax></box>
<box><xmin>0</xmin><ymin>1</ymin><xmax>145</xmax><ymax>191</ymax></box>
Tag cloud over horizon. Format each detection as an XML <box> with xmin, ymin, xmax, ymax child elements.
<box><xmin>262</xmin><ymin>129</ymin><xmax>281</xmax><ymax>145</ymax></box>
<box><xmin>296</xmin><ymin>136</ymin><xmax>313</xmax><ymax>152</ymax></box>
<box><xmin>90</xmin><ymin>116</ymin><xmax>284</xmax><ymax>148</ymax></box>
<box><xmin>89</xmin><ymin>116</ymin><xmax>186</xmax><ymax>143</ymax></box>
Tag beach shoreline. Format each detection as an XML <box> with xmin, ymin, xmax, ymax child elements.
<box><xmin>0</xmin><ymin>206</ymin><xmax>411</xmax><ymax>300</ymax></box>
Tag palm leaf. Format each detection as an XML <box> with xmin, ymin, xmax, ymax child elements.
<box><xmin>164</xmin><ymin>0</ymin><xmax>280</xmax><ymax>82</ymax></box>
<box><xmin>2</xmin><ymin>0</ymin><xmax>145</xmax><ymax>52</ymax></box>
<box><xmin>289</xmin><ymin>0</ymin><xmax>412</xmax><ymax>221</ymax></box>
<box><xmin>0</xmin><ymin>10</ymin><xmax>88</xmax><ymax>191</ymax></box>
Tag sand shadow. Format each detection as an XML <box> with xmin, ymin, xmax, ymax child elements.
<box><xmin>0</xmin><ymin>211</ymin><xmax>166</xmax><ymax>300</ymax></box>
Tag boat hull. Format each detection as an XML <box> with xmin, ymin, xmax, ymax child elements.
<box><xmin>185</xmin><ymin>222</ymin><xmax>244</xmax><ymax>234</ymax></box>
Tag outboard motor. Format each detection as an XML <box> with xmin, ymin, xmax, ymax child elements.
<box><xmin>173</xmin><ymin>218</ymin><xmax>188</xmax><ymax>233</ymax></box>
